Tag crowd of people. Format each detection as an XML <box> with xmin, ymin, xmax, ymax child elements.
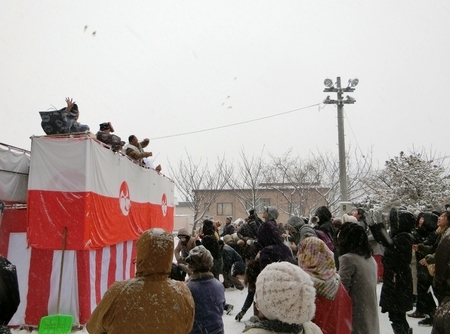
<box><xmin>2</xmin><ymin>200</ymin><xmax>450</xmax><ymax>333</ymax></box>
<box><xmin>167</xmin><ymin>204</ymin><xmax>450</xmax><ymax>334</ymax></box>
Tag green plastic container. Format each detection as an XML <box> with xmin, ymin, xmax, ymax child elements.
<box><xmin>38</xmin><ymin>314</ymin><xmax>73</xmax><ymax>334</ymax></box>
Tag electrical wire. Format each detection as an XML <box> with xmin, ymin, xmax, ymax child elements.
<box><xmin>150</xmin><ymin>103</ymin><xmax>322</xmax><ymax>140</ymax></box>
<box><xmin>343</xmin><ymin>109</ymin><xmax>374</xmax><ymax>168</ymax></box>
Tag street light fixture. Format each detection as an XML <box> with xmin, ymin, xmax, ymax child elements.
<box><xmin>349</xmin><ymin>78</ymin><xmax>359</xmax><ymax>87</ymax></box>
<box><xmin>322</xmin><ymin>77</ymin><xmax>358</xmax><ymax>202</ymax></box>
<box><xmin>324</xmin><ymin>78</ymin><xmax>334</xmax><ymax>88</ymax></box>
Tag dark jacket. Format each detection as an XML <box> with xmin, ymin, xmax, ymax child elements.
<box><xmin>187</xmin><ymin>271</ymin><xmax>225</xmax><ymax>334</ymax></box>
<box><xmin>257</xmin><ymin>222</ymin><xmax>296</xmax><ymax>271</ymax></box>
<box><xmin>221</xmin><ymin>223</ymin><xmax>235</xmax><ymax>237</ymax></box>
<box><xmin>413</xmin><ymin>212</ymin><xmax>438</xmax><ymax>261</ymax></box>
<box><xmin>238</xmin><ymin>217</ymin><xmax>262</xmax><ymax>240</ymax></box>
<box><xmin>434</xmin><ymin>233</ymin><xmax>450</xmax><ymax>304</ymax></box>
<box><xmin>314</xmin><ymin>206</ymin><xmax>336</xmax><ymax>246</ymax></box>
<box><xmin>201</xmin><ymin>235</ymin><xmax>223</xmax><ymax>279</ymax></box>
<box><xmin>0</xmin><ymin>255</ymin><xmax>20</xmax><ymax>326</ymax></box>
<box><xmin>380</xmin><ymin>208</ymin><xmax>415</xmax><ymax>313</ymax></box>
<box><xmin>222</xmin><ymin>244</ymin><xmax>244</xmax><ymax>272</ymax></box>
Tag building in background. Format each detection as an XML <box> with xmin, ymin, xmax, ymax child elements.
<box><xmin>174</xmin><ymin>200</ymin><xmax>194</xmax><ymax>232</ymax></box>
<box><xmin>194</xmin><ymin>183</ymin><xmax>329</xmax><ymax>224</ymax></box>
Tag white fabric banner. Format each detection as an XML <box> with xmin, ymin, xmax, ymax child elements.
<box><xmin>28</xmin><ymin>136</ymin><xmax>173</xmax><ymax>204</ymax></box>
<box><xmin>0</xmin><ymin>146</ymin><xmax>29</xmax><ymax>202</ymax></box>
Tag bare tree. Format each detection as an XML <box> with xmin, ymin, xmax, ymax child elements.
<box><xmin>264</xmin><ymin>149</ymin><xmax>324</xmax><ymax>217</ymax></box>
<box><xmin>226</xmin><ymin>148</ymin><xmax>268</xmax><ymax>213</ymax></box>
<box><xmin>263</xmin><ymin>147</ymin><xmax>374</xmax><ymax>216</ymax></box>
<box><xmin>308</xmin><ymin>147</ymin><xmax>374</xmax><ymax>214</ymax></box>
<box><xmin>168</xmin><ymin>152</ymin><xmax>231</xmax><ymax>235</ymax></box>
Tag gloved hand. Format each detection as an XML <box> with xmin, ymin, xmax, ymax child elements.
<box><xmin>235</xmin><ymin>310</ymin><xmax>245</xmax><ymax>322</ymax></box>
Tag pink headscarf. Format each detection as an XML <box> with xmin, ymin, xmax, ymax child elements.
<box><xmin>298</xmin><ymin>237</ymin><xmax>340</xmax><ymax>300</ymax></box>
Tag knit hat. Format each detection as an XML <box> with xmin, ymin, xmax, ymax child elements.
<box><xmin>255</xmin><ymin>262</ymin><xmax>316</xmax><ymax>325</ymax></box>
<box><xmin>298</xmin><ymin>224</ymin><xmax>317</xmax><ymax>243</ymax></box>
<box><xmin>264</xmin><ymin>206</ymin><xmax>279</xmax><ymax>220</ymax></box>
<box><xmin>286</xmin><ymin>216</ymin><xmax>305</xmax><ymax>231</ymax></box>
<box><xmin>185</xmin><ymin>245</ymin><xmax>213</xmax><ymax>272</ymax></box>
<box><xmin>342</xmin><ymin>213</ymin><xmax>357</xmax><ymax>224</ymax></box>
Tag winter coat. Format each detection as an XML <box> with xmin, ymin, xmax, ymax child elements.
<box><xmin>95</xmin><ymin>131</ymin><xmax>124</xmax><ymax>152</ymax></box>
<box><xmin>286</xmin><ymin>216</ymin><xmax>306</xmax><ymax>248</ymax></box>
<box><xmin>201</xmin><ymin>235</ymin><xmax>223</xmax><ymax>278</ymax></box>
<box><xmin>187</xmin><ymin>271</ymin><xmax>225</xmax><ymax>334</ymax></box>
<box><xmin>380</xmin><ymin>232</ymin><xmax>414</xmax><ymax>314</ymax></box>
<box><xmin>222</xmin><ymin>244</ymin><xmax>244</xmax><ymax>272</ymax></box>
<box><xmin>313</xmin><ymin>284</ymin><xmax>352</xmax><ymax>334</ymax></box>
<box><xmin>242</xmin><ymin>320</ymin><xmax>323</xmax><ymax>334</ymax></box>
<box><xmin>314</xmin><ymin>221</ymin><xmax>336</xmax><ymax>244</ymax></box>
<box><xmin>379</xmin><ymin>208</ymin><xmax>415</xmax><ymax>316</ymax></box>
<box><xmin>86</xmin><ymin>229</ymin><xmax>195</xmax><ymax>334</ymax></box>
<box><xmin>124</xmin><ymin>139</ymin><xmax>149</xmax><ymax>162</ymax></box>
<box><xmin>175</xmin><ymin>227</ymin><xmax>197</xmax><ymax>261</ymax></box>
<box><xmin>418</xmin><ymin>227</ymin><xmax>449</xmax><ymax>265</ymax></box>
<box><xmin>434</xmin><ymin>234</ymin><xmax>450</xmax><ymax>304</ymax></box>
<box><xmin>414</xmin><ymin>212</ymin><xmax>438</xmax><ymax>261</ymax></box>
<box><xmin>339</xmin><ymin>253</ymin><xmax>379</xmax><ymax>334</ymax></box>
<box><xmin>238</xmin><ymin>218</ymin><xmax>262</xmax><ymax>240</ymax></box>
<box><xmin>314</xmin><ymin>207</ymin><xmax>335</xmax><ymax>240</ymax></box>
<box><xmin>221</xmin><ymin>223</ymin><xmax>235</xmax><ymax>237</ymax></box>
<box><xmin>0</xmin><ymin>255</ymin><xmax>20</xmax><ymax>326</ymax></box>
<box><xmin>413</xmin><ymin>214</ymin><xmax>438</xmax><ymax>308</ymax></box>
<box><xmin>257</xmin><ymin>222</ymin><xmax>296</xmax><ymax>271</ymax></box>
<box><xmin>433</xmin><ymin>299</ymin><xmax>450</xmax><ymax>334</ymax></box>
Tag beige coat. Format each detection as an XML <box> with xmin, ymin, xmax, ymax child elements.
<box><xmin>86</xmin><ymin>228</ymin><xmax>195</xmax><ymax>334</ymax></box>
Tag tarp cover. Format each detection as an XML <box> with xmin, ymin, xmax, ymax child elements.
<box><xmin>0</xmin><ymin>145</ymin><xmax>30</xmax><ymax>203</ymax></box>
<box><xmin>27</xmin><ymin>136</ymin><xmax>174</xmax><ymax>250</ymax></box>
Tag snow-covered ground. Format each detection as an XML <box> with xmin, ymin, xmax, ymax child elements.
<box><xmin>222</xmin><ymin>284</ymin><xmax>432</xmax><ymax>334</ymax></box>
<box><xmin>10</xmin><ymin>283</ymin><xmax>432</xmax><ymax>334</ymax></box>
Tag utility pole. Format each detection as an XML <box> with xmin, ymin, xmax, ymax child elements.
<box><xmin>323</xmin><ymin>77</ymin><xmax>358</xmax><ymax>202</ymax></box>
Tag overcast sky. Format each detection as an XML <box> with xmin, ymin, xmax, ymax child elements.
<box><xmin>1</xmin><ymin>1</ymin><xmax>449</xmax><ymax>173</ymax></box>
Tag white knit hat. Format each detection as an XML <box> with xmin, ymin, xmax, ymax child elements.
<box><xmin>255</xmin><ymin>262</ymin><xmax>316</xmax><ymax>325</ymax></box>
<box><xmin>342</xmin><ymin>213</ymin><xmax>358</xmax><ymax>224</ymax></box>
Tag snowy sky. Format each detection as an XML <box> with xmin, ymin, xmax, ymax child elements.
<box><xmin>1</xmin><ymin>1</ymin><xmax>450</xmax><ymax>171</ymax></box>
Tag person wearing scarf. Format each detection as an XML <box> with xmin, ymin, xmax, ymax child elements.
<box><xmin>298</xmin><ymin>237</ymin><xmax>352</xmax><ymax>334</ymax></box>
